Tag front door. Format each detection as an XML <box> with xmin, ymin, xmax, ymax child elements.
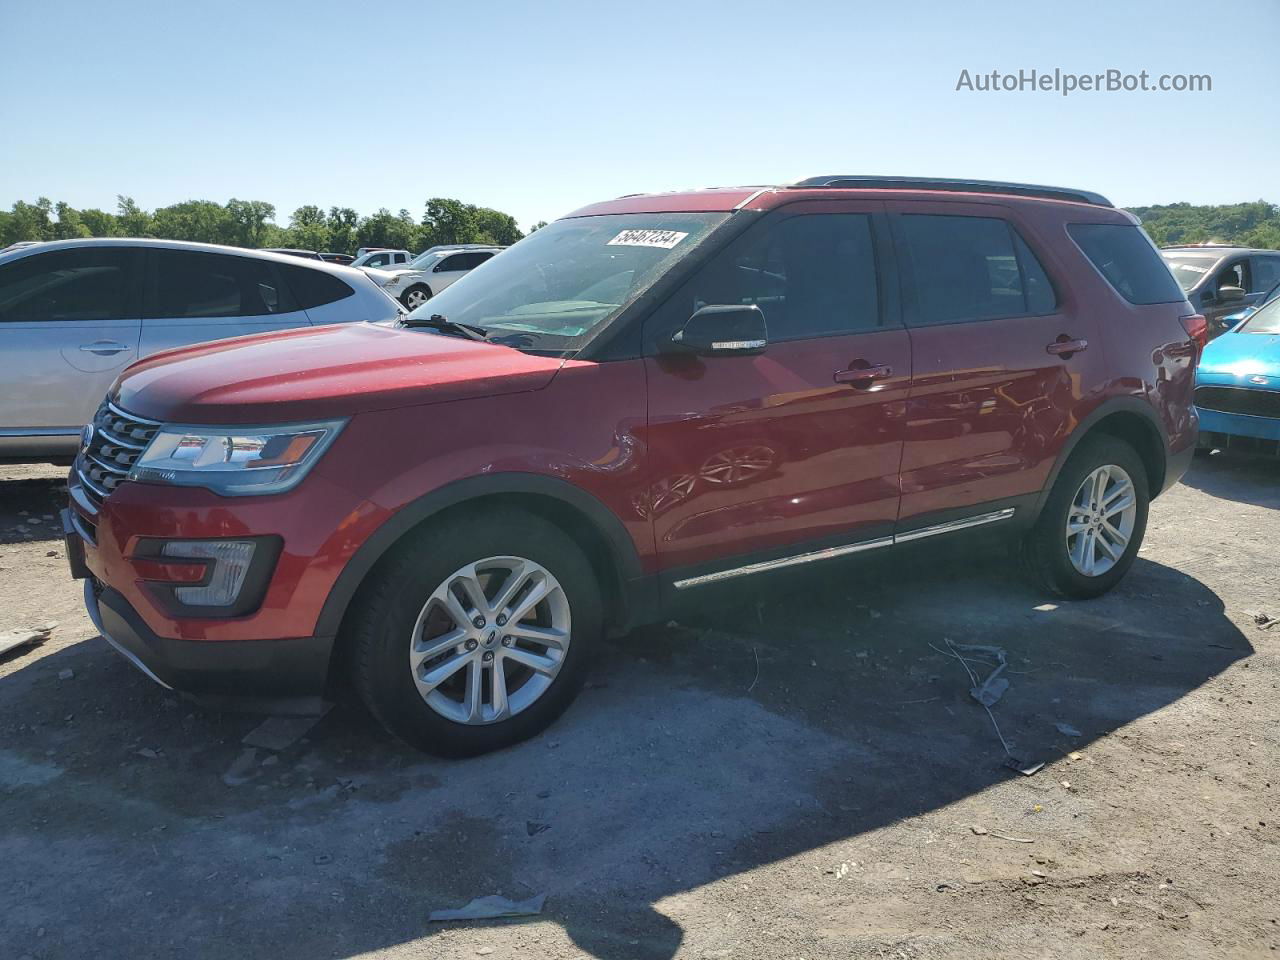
<box><xmin>885</xmin><ymin>200</ymin><xmax>1106</xmax><ymax>528</ymax></box>
<box><xmin>641</xmin><ymin>201</ymin><xmax>910</xmax><ymax>580</ymax></box>
<box><xmin>0</xmin><ymin>246</ymin><xmax>142</xmax><ymax>435</ymax></box>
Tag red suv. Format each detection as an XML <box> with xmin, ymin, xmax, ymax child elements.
<box><xmin>64</xmin><ymin>176</ymin><xmax>1205</xmax><ymax>756</ymax></box>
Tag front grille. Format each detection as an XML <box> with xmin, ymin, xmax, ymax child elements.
<box><xmin>74</xmin><ymin>401</ymin><xmax>162</xmax><ymax>507</ymax></box>
<box><xmin>1194</xmin><ymin>386</ymin><xmax>1280</xmax><ymax>419</ymax></box>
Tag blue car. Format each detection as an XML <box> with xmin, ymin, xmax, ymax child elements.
<box><xmin>1196</xmin><ymin>285</ymin><xmax>1280</xmax><ymax>455</ymax></box>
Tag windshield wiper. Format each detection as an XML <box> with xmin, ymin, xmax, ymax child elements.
<box><xmin>400</xmin><ymin>313</ymin><xmax>489</xmax><ymax>341</ymax></box>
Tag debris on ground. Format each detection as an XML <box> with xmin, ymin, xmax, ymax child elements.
<box><xmin>241</xmin><ymin>709</ymin><xmax>331</xmax><ymax>751</ymax></box>
<box><xmin>970</xmin><ymin>825</ymin><xmax>989</xmax><ymax>835</ymax></box>
<box><xmin>221</xmin><ymin>747</ymin><xmax>260</xmax><ymax>786</ymax></box>
<box><xmin>989</xmin><ymin>832</ymin><xmax>1035</xmax><ymax>844</ymax></box>
<box><xmin>526</xmin><ymin>820</ymin><xmax>551</xmax><ymax>836</ymax></box>
<box><xmin>932</xmin><ymin>639</ymin><xmax>1041</xmax><ymax>775</ymax></box>
<box><xmin>1055</xmin><ymin>722</ymin><xmax>1083</xmax><ymax>737</ymax></box>
<box><xmin>57</xmin><ymin>668</ymin><xmax>74</xmax><ymax>681</ymax></box>
<box><xmin>0</xmin><ymin>623</ymin><xmax>55</xmax><ymax>658</ymax></box>
<box><xmin>428</xmin><ymin>893</ymin><xmax>546</xmax><ymax>922</ymax></box>
<box><xmin>1246</xmin><ymin>610</ymin><xmax>1278</xmax><ymax>630</ymax></box>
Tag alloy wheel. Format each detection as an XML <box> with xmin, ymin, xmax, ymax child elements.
<box><xmin>404</xmin><ymin>289</ymin><xmax>430</xmax><ymax>309</ymax></box>
<box><xmin>408</xmin><ymin>556</ymin><xmax>570</xmax><ymax>725</ymax></box>
<box><xmin>1065</xmin><ymin>464</ymin><xmax>1137</xmax><ymax>576</ymax></box>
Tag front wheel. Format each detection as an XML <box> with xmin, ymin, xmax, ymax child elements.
<box><xmin>350</xmin><ymin>508</ymin><xmax>600</xmax><ymax>756</ymax></box>
<box><xmin>1024</xmin><ymin>435</ymin><xmax>1150</xmax><ymax>599</ymax></box>
<box><xmin>400</xmin><ymin>285</ymin><xmax>431</xmax><ymax>310</ymax></box>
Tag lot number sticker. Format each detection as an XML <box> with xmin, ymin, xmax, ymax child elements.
<box><xmin>607</xmin><ymin>229</ymin><xmax>689</xmax><ymax>249</ymax></box>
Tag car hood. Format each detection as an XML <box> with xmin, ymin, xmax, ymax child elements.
<box><xmin>114</xmin><ymin>322</ymin><xmax>578</xmax><ymax>424</ymax></box>
<box><xmin>1198</xmin><ymin>331</ymin><xmax>1280</xmax><ymax>390</ymax></box>
<box><xmin>363</xmin><ymin>266</ymin><xmax>417</xmax><ymax>279</ymax></box>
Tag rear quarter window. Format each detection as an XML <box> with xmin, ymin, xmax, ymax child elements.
<box><xmin>279</xmin><ymin>264</ymin><xmax>355</xmax><ymax>309</ymax></box>
<box><xmin>1068</xmin><ymin>224</ymin><xmax>1184</xmax><ymax>305</ymax></box>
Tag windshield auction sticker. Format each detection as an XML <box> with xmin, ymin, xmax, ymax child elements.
<box><xmin>607</xmin><ymin>229</ymin><xmax>689</xmax><ymax>249</ymax></box>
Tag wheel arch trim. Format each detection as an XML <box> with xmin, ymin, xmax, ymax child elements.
<box><xmin>314</xmin><ymin>472</ymin><xmax>643</xmax><ymax>640</ymax></box>
<box><xmin>1033</xmin><ymin>397</ymin><xmax>1170</xmax><ymax>519</ymax></box>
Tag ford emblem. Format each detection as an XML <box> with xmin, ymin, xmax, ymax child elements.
<box><xmin>80</xmin><ymin>423</ymin><xmax>94</xmax><ymax>452</ymax></box>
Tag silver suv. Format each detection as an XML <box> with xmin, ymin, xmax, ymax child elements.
<box><xmin>0</xmin><ymin>238</ymin><xmax>401</xmax><ymax>462</ymax></box>
<box><xmin>365</xmin><ymin>244</ymin><xmax>504</xmax><ymax>309</ymax></box>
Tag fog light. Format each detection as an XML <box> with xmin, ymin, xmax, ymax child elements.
<box><xmin>161</xmin><ymin>540</ymin><xmax>256</xmax><ymax>606</ymax></box>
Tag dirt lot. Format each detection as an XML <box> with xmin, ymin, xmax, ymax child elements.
<box><xmin>1</xmin><ymin>456</ymin><xmax>1277</xmax><ymax>960</ymax></box>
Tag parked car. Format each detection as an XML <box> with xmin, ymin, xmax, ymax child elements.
<box><xmin>1219</xmin><ymin>278</ymin><xmax>1280</xmax><ymax>329</ymax></box>
<box><xmin>367</xmin><ymin>244</ymin><xmax>503</xmax><ymax>309</ymax></box>
<box><xmin>1194</xmin><ymin>289</ymin><xmax>1280</xmax><ymax>456</ymax></box>
<box><xmin>0</xmin><ymin>238</ymin><xmax>402</xmax><ymax>462</ymax></box>
<box><xmin>320</xmin><ymin>252</ymin><xmax>355</xmax><ymax>266</ymax></box>
<box><xmin>262</xmin><ymin>248</ymin><xmax>324</xmax><ymax>261</ymax></box>
<box><xmin>64</xmin><ymin>176</ymin><xmax>1202</xmax><ymax>757</ymax></box>
<box><xmin>1160</xmin><ymin>244</ymin><xmax>1280</xmax><ymax>337</ymax></box>
<box><xmin>350</xmin><ymin>248</ymin><xmax>412</xmax><ymax>270</ymax></box>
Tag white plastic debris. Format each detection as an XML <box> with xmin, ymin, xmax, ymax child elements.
<box><xmin>429</xmin><ymin>893</ymin><xmax>546</xmax><ymax>922</ymax></box>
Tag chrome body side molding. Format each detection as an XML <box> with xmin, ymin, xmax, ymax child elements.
<box><xmin>672</xmin><ymin>508</ymin><xmax>1016</xmax><ymax>590</ymax></box>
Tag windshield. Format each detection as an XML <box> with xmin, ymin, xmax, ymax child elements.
<box><xmin>1239</xmin><ymin>295</ymin><xmax>1280</xmax><ymax>334</ymax></box>
<box><xmin>403</xmin><ymin>212</ymin><xmax>731</xmax><ymax>352</ymax></box>
<box><xmin>407</xmin><ymin>249</ymin><xmax>445</xmax><ymax>269</ymax></box>
<box><xmin>1161</xmin><ymin>253</ymin><xmax>1220</xmax><ymax>292</ymax></box>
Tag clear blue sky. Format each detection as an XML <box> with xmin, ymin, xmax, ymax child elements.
<box><xmin>1</xmin><ymin>0</ymin><xmax>1275</xmax><ymax>231</ymax></box>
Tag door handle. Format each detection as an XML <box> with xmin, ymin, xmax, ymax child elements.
<box><xmin>834</xmin><ymin>363</ymin><xmax>893</xmax><ymax>386</ymax></box>
<box><xmin>79</xmin><ymin>341</ymin><xmax>130</xmax><ymax>355</ymax></box>
<box><xmin>1046</xmin><ymin>336</ymin><xmax>1088</xmax><ymax>357</ymax></box>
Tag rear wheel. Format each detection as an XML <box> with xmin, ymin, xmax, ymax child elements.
<box><xmin>350</xmin><ymin>508</ymin><xmax>599</xmax><ymax>756</ymax></box>
<box><xmin>1024</xmin><ymin>435</ymin><xmax>1149</xmax><ymax>599</ymax></box>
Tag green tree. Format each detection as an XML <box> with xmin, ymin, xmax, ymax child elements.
<box><xmin>151</xmin><ymin>200</ymin><xmax>234</xmax><ymax>244</ymax></box>
<box><xmin>326</xmin><ymin>206</ymin><xmax>359</xmax><ymax>254</ymax></box>
<box><xmin>79</xmin><ymin>208</ymin><xmax>118</xmax><ymax>237</ymax></box>
<box><xmin>226</xmin><ymin>198</ymin><xmax>276</xmax><ymax>248</ymax></box>
<box><xmin>115</xmin><ymin>195</ymin><xmax>152</xmax><ymax>237</ymax></box>
<box><xmin>285</xmin><ymin>205</ymin><xmax>330</xmax><ymax>252</ymax></box>
<box><xmin>529</xmin><ymin>220</ymin><xmax>549</xmax><ymax>232</ymax></box>
<box><xmin>52</xmin><ymin>202</ymin><xmax>91</xmax><ymax>240</ymax></box>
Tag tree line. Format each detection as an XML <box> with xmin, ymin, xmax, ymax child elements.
<box><xmin>4</xmin><ymin>195</ymin><xmax>1277</xmax><ymax>255</ymax></box>
<box><xmin>1127</xmin><ymin>201</ymin><xmax>1280</xmax><ymax>249</ymax></box>
<box><xmin>0</xmin><ymin>196</ymin><xmax>529</xmax><ymax>255</ymax></box>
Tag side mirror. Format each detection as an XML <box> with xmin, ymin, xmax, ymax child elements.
<box><xmin>1218</xmin><ymin>285</ymin><xmax>1246</xmax><ymax>303</ymax></box>
<box><xmin>664</xmin><ymin>304</ymin><xmax>767</xmax><ymax>357</ymax></box>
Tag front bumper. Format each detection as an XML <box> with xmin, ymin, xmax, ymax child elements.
<box><xmin>1196</xmin><ymin>406</ymin><xmax>1280</xmax><ymax>456</ymax></box>
<box><xmin>84</xmin><ymin>579</ymin><xmax>333</xmax><ymax>715</ymax></box>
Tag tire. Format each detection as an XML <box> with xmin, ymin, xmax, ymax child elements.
<box><xmin>350</xmin><ymin>507</ymin><xmax>600</xmax><ymax>757</ymax></box>
<box><xmin>1023</xmin><ymin>435</ymin><xmax>1150</xmax><ymax>599</ymax></box>
<box><xmin>400</xmin><ymin>285</ymin><xmax>431</xmax><ymax>310</ymax></box>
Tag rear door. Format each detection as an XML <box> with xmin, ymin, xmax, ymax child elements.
<box><xmin>886</xmin><ymin>201</ymin><xmax>1106</xmax><ymax>529</ymax></box>
<box><xmin>0</xmin><ymin>246</ymin><xmax>142</xmax><ymax>434</ymax></box>
<box><xmin>140</xmin><ymin>249</ymin><xmax>311</xmax><ymax>355</ymax></box>
<box><xmin>431</xmin><ymin>251</ymin><xmax>492</xmax><ymax>291</ymax></box>
<box><xmin>642</xmin><ymin>200</ymin><xmax>911</xmax><ymax>577</ymax></box>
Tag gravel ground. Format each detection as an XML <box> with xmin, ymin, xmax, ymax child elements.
<box><xmin>1</xmin><ymin>455</ymin><xmax>1277</xmax><ymax>960</ymax></box>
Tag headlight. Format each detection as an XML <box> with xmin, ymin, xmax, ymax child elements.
<box><xmin>382</xmin><ymin>275</ymin><xmax>402</xmax><ymax>287</ymax></box>
<box><xmin>128</xmin><ymin>420</ymin><xmax>346</xmax><ymax>495</ymax></box>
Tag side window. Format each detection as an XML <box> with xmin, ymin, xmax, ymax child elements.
<box><xmin>393</xmin><ymin>253</ymin><xmax>407</xmax><ymax>264</ymax></box>
<box><xmin>657</xmin><ymin>212</ymin><xmax>881</xmax><ymax>342</ymax></box>
<box><xmin>1067</xmin><ymin>223</ymin><xmax>1185</xmax><ymax>305</ymax></box>
<box><xmin>1012</xmin><ymin>231</ymin><xmax>1058</xmax><ymax>314</ymax></box>
<box><xmin>148</xmin><ymin>251</ymin><xmax>287</xmax><ymax>319</ymax></box>
<box><xmin>0</xmin><ymin>248</ymin><xmax>134</xmax><ymax>322</ymax></box>
<box><xmin>899</xmin><ymin>214</ymin><xmax>1051</xmax><ymax>325</ymax></box>
<box><xmin>435</xmin><ymin>254</ymin><xmax>467</xmax><ymax>273</ymax></box>
<box><xmin>367</xmin><ymin>253</ymin><xmax>390</xmax><ymax>267</ymax></box>
<box><xmin>278</xmin><ymin>264</ymin><xmax>355</xmax><ymax>309</ymax></box>
<box><xmin>1216</xmin><ymin>259</ymin><xmax>1250</xmax><ymax>293</ymax></box>
<box><xmin>1249</xmin><ymin>256</ymin><xmax>1279</xmax><ymax>292</ymax></box>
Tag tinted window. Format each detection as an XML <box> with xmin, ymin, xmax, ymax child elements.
<box><xmin>149</xmin><ymin>250</ymin><xmax>288</xmax><ymax>319</ymax></box>
<box><xmin>1068</xmin><ymin>224</ymin><xmax>1184</xmax><ymax>305</ymax></box>
<box><xmin>1215</xmin><ymin>259</ymin><xmax>1249</xmax><ymax>293</ymax></box>
<box><xmin>1013</xmin><ymin>231</ymin><xmax>1057</xmax><ymax>314</ymax></box>
<box><xmin>1253</xmin><ymin>256</ymin><xmax>1280</xmax><ymax>292</ymax></box>
<box><xmin>278</xmin><ymin>264</ymin><xmax>354</xmax><ymax>309</ymax></box>
<box><xmin>899</xmin><ymin>214</ymin><xmax>1051</xmax><ymax>325</ymax></box>
<box><xmin>436</xmin><ymin>252</ymin><xmax>492</xmax><ymax>272</ymax></box>
<box><xmin>0</xmin><ymin>247</ymin><xmax>134</xmax><ymax>322</ymax></box>
<box><xmin>661</xmin><ymin>213</ymin><xmax>880</xmax><ymax>341</ymax></box>
<box><xmin>366</xmin><ymin>253</ymin><xmax>390</xmax><ymax>267</ymax></box>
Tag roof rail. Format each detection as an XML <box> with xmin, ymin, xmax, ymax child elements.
<box><xmin>792</xmin><ymin>175</ymin><xmax>1112</xmax><ymax>207</ymax></box>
